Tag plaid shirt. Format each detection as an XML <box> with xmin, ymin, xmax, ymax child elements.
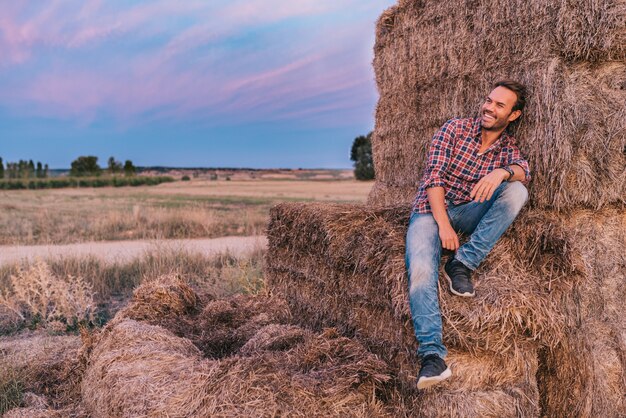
<box><xmin>412</xmin><ymin>117</ymin><xmax>531</xmax><ymax>214</ymax></box>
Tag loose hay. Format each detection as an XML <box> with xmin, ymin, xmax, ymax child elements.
<box><xmin>81</xmin><ymin>318</ymin><xmax>392</xmax><ymax>417</ymax></box>
<box><xmin>117</xmin><ymin>273</ymin><xmax>198</xmax><ymax>322</ymax></box>
<box><xmin>0</xmin><ymin>332</ymin><xmax>83</xmax><ymax>408</ymax></box>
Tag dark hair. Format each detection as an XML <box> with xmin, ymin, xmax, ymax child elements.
<box><xmin>494</xmin><ymin>80</ymin><xmax>527</xmax><ymax>112</ymax></box>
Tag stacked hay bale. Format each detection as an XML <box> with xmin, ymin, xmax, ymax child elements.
<box><xmin>266</xmin><ymin>1</ymin><xmax>625</xmax><ymax>417</ymax></box>
<box><xmin>369</xmin><ymin>0</ymin><xmax>625</xmax><ymax>209</ymax></box>
<box><xmin>266</xmin><ymin>204</ymin><xmax>625</xmax><ymax>416</ymax></box>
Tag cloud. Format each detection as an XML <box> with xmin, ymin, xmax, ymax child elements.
<box><xmin>0</xmin><ymin>0</ymin><xmax>394</xmax><ymax>127</ymax></box>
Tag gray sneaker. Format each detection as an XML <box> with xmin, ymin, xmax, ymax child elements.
<box><xmin>444</xmin><ymin>257</ymin><xmax>475</xmax><ymax>297</ymax></box>
<box><xmin>417</xmin><ymin>354</ymin><xmax>452</xmax><ymax>389</ymax></box>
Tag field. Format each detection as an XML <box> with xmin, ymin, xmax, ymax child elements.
<box><xmin>0</xmin><ymin>178</ymin><xmax>371</xmax><ymax>245</ymax></box>
<box><xmin>0</xmin><ymin>174</ymin><xmax>373</xmax><ymax>415</ymax></box>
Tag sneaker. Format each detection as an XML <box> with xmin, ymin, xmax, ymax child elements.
<box><xmin>417</xmin><ymin>354</ymin><xmax>452</xmax><ymax>389</ymax></box>
<box><xmin>444</xmin><ymin>257</ymin><xmax>475</xmax><ymax>297</ymax></box>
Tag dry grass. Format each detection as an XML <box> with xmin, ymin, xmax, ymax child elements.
<box><xmin>0</xmin><ymin>179</ymin><xmax>371</xmax><ymax>246</ymax></box>
<box><xmin>0</xmin><ymin>247</ymin><xmax>266</xmax><ymax>335</ymax></box>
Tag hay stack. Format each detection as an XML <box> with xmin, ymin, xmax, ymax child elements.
<box><xmin>370</xmin><ymin>0</ymin><xmax>625</xmax><ymax>209</ymax></box>
<box><xmin>265</xmin><ymin>203</ymin><xmax>625</xmax><ymax>416</ymax></box>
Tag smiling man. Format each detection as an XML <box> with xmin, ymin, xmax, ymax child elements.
<box><xmin>406</xmin><ymin>80</ymin><xmax>531</xmax><ymax>389</ymax></box>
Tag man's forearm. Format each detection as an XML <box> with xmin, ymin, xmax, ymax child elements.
<box><xmin>426</xmin><ymin>187</ymin><xmax>451</xmax><ymax>227</ymax></box>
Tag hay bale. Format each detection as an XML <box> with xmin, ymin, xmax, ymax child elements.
<box><xmin>81</xmin><ymin>319</ymin><xmax>393</xmax><ymax>417</ymax></box>
<box><xmin>369</xmin><ymin>1</ymin><xmax>626</xmax><ymax>209</ymax></box>
<box><xmin>267</xmin><ymin>203</ymin><xmax>578</xmax><ymax>357</ymax></box>
<box><xmin>239</xmin><ymin>324</ymin><xmax>309</xmax><ymax>355</ymax></box>
<box><xmin>81</xmin><ymin>319</ymin><xmax>212</xmax><ymax>417</ymax></box>
<box><xmin>534</xmin><ymin>208</ymin><xmax>626</xmax><ymax>417</ymax></box>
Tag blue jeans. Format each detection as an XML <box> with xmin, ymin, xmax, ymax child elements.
<box><xmin>405</xmin><ymin>181</ymin><xmax>528</xmax><ymax>359</ymax></box>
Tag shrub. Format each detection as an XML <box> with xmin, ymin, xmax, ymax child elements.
<box><xmin>182</xmin><ymin>175</ymin><xmax>191</xmax><ymax>181</ymax></box>
<box><xmin>0</xmin><ymin>261</ymin><xmax>95</xmax><ymax>331</ymax></box>
<box><xmin>0</xmin><ymin>176</ymin><xmax>175</xmax><ymax>190</ymax></box>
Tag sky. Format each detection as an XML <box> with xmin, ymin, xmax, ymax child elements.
<box><xmin>0</xmin><ymin>0</ymin><xmax>396</xmax><ymax>169</ymax></box>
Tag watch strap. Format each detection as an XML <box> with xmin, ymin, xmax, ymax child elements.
<box><xmin>502</xmin><ymin>166</ymin><xmax>514</xmax><ymax>181</ymax></box>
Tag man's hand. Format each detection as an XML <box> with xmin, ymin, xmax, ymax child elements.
<box><xmin>470</xmin><ymin>169</ymin><xmax>508</xmax><ymax>203</ymax></box>
<box><xmin>438</xmin><ymin>221</ymin><xmax>460</xmax><ymax>251</ymax></box>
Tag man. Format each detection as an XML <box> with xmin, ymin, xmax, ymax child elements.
<box><xmin>406</xmin><ymin>80</ymin><xmax>531</xmax><ymax>389</ymax></box>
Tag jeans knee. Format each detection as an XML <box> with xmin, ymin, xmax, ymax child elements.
<box><xmin>503</xmin><ymin>181</ymin><xmax>528</xmax><ymax>210</ymax></box>
<box><xmin>408</xmin><ymin>263</ymin><xmax>436</xmax><ymax>294</ymax></box>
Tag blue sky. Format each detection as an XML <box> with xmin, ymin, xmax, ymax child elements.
<box><xmin>0</xmin><ymin>1</ymin><xmax>396</xmax><ymax>169</ymax></box>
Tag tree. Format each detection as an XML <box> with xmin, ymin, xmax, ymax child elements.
<box><xmin>36</xmin><ymin>162</ymin><xmax>43</xmax><ymax>178</ymax></box>
<box><xmin>70</xmin><ymin>156</ymin><xmax>101</xmax><ymax>177</ymax></box>
<box><xmin>350</xmin><ymin>132</ymin><xmax>375</xmax><ymax>180</ymax></box>
<box><xmin>0</xmin><ymin>157</ymin><xmax>4</xmax><ymax>179</ymax></box>
<box><xmin>107</xmin><ymin>156</ymin><xmax>123</xmax><ymax>175</ymax></box>
<box><xmin>28</xmin><ymin>160</ymin><xmax>35</xmax><ymax>178</ymax></box>
<box><xmin>44</xmin><ymin>164</ymin><xmax>49</xmax><ymax>178</ymax></box>
<box><xmin>123</xmin><ymin>160</ymin><xmax>136</xmax><ymax>177</ymax></box>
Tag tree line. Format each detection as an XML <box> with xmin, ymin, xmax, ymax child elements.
<box><xmin>0</xmin><ymin>156</ymin><xmax>138</xmax><ymax>179</ymax></box>
<box><xmin>0</xmin><ymin>158</ymin><xmax>49</xmax><ymax>179</ymax></box>
<box><xmin>70</xmin><ymin>156</ymin><xmax>136</xmax><ymax>177</ymax></box>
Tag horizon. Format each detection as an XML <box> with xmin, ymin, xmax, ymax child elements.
<box><xmin>0</xmin><ymin>1</ymin><xmax>395</xmax><ymax>169</ymax></box>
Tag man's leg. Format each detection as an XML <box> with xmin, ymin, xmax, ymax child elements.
<box><xmin>406</xmin><ymin>211</ymin><xmax>452</xmax><ymax>389</ymax></box>
<box><xmin>406</xmin><ymin>211</ymin><xmax>447</xmax><ymax>360</ymax></box>
<box><xmin>448</xmin><ymin>181</ymin><xmax>528</xmax><ymax>270</ymax></box>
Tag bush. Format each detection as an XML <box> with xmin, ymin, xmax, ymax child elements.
<box><xmin>0</xmin><ymin>176</ymin><xmax>175</xmax><ymax>190</ymax></box>
<box><xmin>181</xmin><ymin>175</ymin><xmax>191</xmax><ymax>181</ymax></box>
<box><xmin>0</xmin><ymin>261</ymin><xmax>95</xmax><ymax>331</ymax></box>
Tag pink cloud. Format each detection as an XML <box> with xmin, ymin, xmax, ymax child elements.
<box><xmin>1</xmin><ymin>0</ymin><xmax>391</xmax><ymax>127</ymax></box>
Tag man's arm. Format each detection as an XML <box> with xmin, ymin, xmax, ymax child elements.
<box><xmin>422</xmin><ymin>120</ymin><xmax>459</xmax><ymax>251</ymax></box>
<box><xmin>470</xmin><ymin>144</ymin><xmax>531</xmax><ymax>202</ymax></box>
<box><xmin>427</xmin><ymin>187</ymin><xmax>459</xmax><ymax>250</ymax></box>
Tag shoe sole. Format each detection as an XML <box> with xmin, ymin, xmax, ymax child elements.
<box><xmin>444</xmin><ymin>270</ymin><xmax>475</xmax><ymax>297</ymax></box>
<box><xmin>417</xmin><ymin>367</ymin><xmax>452</xmax><ymax>390</ymax></box>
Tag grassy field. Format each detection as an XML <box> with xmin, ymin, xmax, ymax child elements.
<box><xmin>0</xmin><ymin>179</ymin><xmax>372</xmax><ymax>245</ymax></box>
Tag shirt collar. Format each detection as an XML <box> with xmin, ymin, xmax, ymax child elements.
<box><xmin>472</xmin><ymin>117</ymin><xmax>510</xmax><ymax>153</ymax></box>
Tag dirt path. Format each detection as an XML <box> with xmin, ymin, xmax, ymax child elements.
<box><xmin>0</xmin><ymin>236</ymin><xmax>267</xmax><ymax>267</ymax></box>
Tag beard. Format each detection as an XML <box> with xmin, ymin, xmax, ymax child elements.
<box><xmin>481</xmin><ymin>110</ymin><xmax>510</xmax><ymax>131</ymax></box>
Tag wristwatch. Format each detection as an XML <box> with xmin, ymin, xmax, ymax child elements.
<box><xmin>502</xmin><ymin>166</ymin><xmax>514</xmax><ymax>181</ymax></box>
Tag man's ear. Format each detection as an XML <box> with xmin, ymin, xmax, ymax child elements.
<box><xmin>508</xmin><ymin>109</ymin><xmax>521</xmax><ymax>122</ymax></box>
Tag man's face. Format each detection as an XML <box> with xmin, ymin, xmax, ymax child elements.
<box><xmin>480</xmin><ymin>86</ymin><xmax>521</xmax><ymax>131</ymax></box>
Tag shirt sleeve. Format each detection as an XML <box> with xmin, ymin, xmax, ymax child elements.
<box><xmin>421</xmin><ymin>119</ymin><xmax>456</xmax><ymax>190</ymax></box>
<box><xmin>505</xmin><ymin>144</ymin><xmax>531</xmax><ymax>185</ymax></box>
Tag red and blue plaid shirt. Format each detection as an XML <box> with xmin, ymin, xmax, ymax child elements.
<box><xmin>413</xmin><ymin>117</ymin><xmax>531</xmax><ymax>214</ymax></box>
